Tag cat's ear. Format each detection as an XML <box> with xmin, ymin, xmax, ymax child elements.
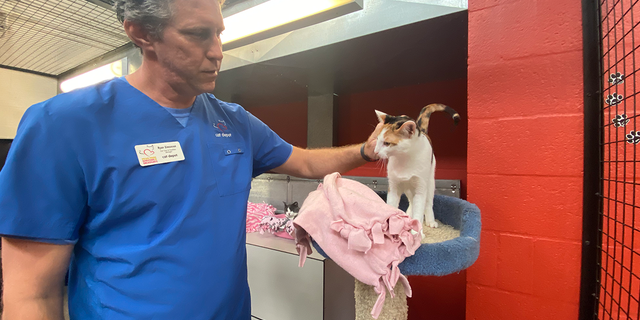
<box><xmin>399</xmin><ymin>121</ymin><xmax>417</xmax><ymax>137</ymax></box>
<box><xmin>375</xmin><ymin>110</ymin><xmax>387</xmax><ymax>123</ymax></box>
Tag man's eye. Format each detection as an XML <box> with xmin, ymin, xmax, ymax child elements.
<box><xmin>188</xmin><ymin>31</ymin><xmax>210</xmax><ymax>39</ymax></box>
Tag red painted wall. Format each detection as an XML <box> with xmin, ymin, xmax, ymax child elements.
<box><xmin>247</xmin><ymin>79</ymin><xmax>468</xmax><ymax>190</ymax></box>
<box><xmin>246</xmin><ymin>101</ymin><xmax>308</xmax><ymax>149</ymax></box>
<box><xmin>467</xmin><ymin>0</ymin><xmax>584</xmax><ymax>319</ymax></box>
<box><xmin>338</xmin><ymin>78</ymin><xmax>468</xmax><ymax>194</ymax></box>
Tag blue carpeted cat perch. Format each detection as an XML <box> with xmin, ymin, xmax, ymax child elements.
<box><xmin>399</xmin><ymin>194</ymin><xmax>481</xmax><ymax>276</ymax></box>
<box><xmin>312</xmin><ymin>194</ymin><xmax>481</xmax><ymax>276</ymax></box>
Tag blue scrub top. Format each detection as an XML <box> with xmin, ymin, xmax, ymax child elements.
<box><xmin>162</xmin><ymin>104</ymin><xmax>193</xmax><ymax>127</ymax></box>
<box><xmin>0</xmin><ymin>77</ymin><xmax>293</xmax><ymax>319</ymax></box>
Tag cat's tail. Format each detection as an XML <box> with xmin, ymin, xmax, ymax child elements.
<box><xmin>417</xmin><ymin>103</ymin><xmax>460</xmax><ymax>135</ymax></box>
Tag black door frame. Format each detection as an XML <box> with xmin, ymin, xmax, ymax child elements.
<box><xmin>580</xmin><ymin>0</ymin><xmax>603</xmax><ymax>319</ymax></box>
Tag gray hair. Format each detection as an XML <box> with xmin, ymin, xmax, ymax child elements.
<box><xmin>114</xmin><ymin>0</ymin><xmax>226</xmax><ymax>40</ymax></box>
<box><xmin>114</xmin><ymin>0</ymin><xmax>174</xmax><ymax>40</ymax></box>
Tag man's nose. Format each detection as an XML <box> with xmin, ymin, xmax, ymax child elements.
<box><xmin>206</xmin><ymin>39</ymin><xmax>224</xmax><ymax>61</ymax></box>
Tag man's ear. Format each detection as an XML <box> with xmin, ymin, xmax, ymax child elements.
<box><xmin>123</xmin><ymin>20</ymin><xmax>156</xmax><ymax>54</ymax></box>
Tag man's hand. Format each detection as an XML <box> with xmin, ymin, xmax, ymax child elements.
<box><xmin>363</xmin><ymin>122</ymin><xmax>383</xmax><ymax>161</ymax></box>
<box><xmin>2</xmin><ymin>237</ymin><xmax>72</xmax><ymax>320</ymax></box>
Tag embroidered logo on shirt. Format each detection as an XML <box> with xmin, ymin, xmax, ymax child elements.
<box><xmin>214</xmin><ymin>120</ymin><xmax>232</xmax><ymax>138</ymax></box>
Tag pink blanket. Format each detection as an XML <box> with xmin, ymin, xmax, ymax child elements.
<box><xmin>294</xmin><ymin>173</ymin><xmax>422</xmax><ymax>319</ymax></box>
<box><xmin>246</xmin><ymin>201</ymin><xmax>276</xmax><ymax>233</ymax></box>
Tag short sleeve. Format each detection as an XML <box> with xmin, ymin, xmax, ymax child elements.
<box><xmin>0</xmin><ymin>103</ymin><xmax>87</xmax><ymax>243</ymax></box>
<box><xmin>246</xmin><ymin>111</ymin><xmax>293</xmax><ymax>177</ymax></box>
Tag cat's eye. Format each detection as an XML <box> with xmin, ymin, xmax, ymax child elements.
<box><xmin>383</xmin><ymin>142</ymin><xmax>391</xmax><ymax>146</ymax></box>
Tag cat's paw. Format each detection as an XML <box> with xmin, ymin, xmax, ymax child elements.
<box><xmin>426</xmin><ymin>220</ymin><xmax>438</xmax><ymax>228</ymax></box>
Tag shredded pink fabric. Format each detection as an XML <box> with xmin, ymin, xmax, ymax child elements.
<box><xmin>293</xmin><ymin>173</ymin><xmax>422</xmax><ymax>319</ymax></box>
<box><xmin>257</xmin><ymin>214</ymin><xmax>295</xmax><ymax>240</ymax></box>
<box><xmin>246</xmin><ymin>201</ymin><xmax>276</xmax><ymax>233</ymax></box>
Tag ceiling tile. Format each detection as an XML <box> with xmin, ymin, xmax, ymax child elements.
<box><xmin>0</xmin><ymin>0</ymin><xmax>129</xmax><ymax>76</ymax></box>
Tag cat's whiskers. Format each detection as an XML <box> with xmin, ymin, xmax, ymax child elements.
<box><xmin>377</xmin><ymin>159</ymin><xmax>387</xmax><ymax>175</ymax></box>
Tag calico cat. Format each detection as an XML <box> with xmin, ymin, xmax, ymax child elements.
<box><xmin>374</xmin><ymin>104</ymin><xmax>460</xmax><ymax>237</ymax></box>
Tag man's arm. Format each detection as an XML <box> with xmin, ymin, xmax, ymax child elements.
<box><xmin>1</xmin><ymin>237</ymin><xmax>73</xmax><ymax>320</ymax></box>
<box><xmin>273</xmin><ymin>124</ymin><xmax>382</xmax><ymax>179</ymax></box>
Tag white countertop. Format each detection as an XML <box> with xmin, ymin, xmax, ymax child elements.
<box><xmin>246</xmin><ymin>232</ymin><xmax>326</xmax><ymax>261</ymax></box>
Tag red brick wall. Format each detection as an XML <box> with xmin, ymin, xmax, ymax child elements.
<box><xmin>467</xmin><ymin>0</ymin><xmax>585</xmax><ymax>319</ymax></box>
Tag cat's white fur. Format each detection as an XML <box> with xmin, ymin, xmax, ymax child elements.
<box><xmin>374</xmin><ymin>110</ymin><xmax>437</xmax><ymax>239</ymax></box>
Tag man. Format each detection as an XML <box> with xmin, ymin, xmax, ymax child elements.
<box><xmin>0</xmin><ymin>0</ymin><xmax>380</xmax><ymax>319</ymax></box>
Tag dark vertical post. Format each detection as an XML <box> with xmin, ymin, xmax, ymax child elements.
<box><xmin>307</xmin><ymin>69</ymin><xmax>336</xmax><ymax>148</ymax></box>
<box><xmin>580</xmin><ymin>0</ymin><xmax>603</xmax><ymax>319</ymax></box>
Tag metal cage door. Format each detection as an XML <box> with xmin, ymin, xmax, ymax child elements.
<box><xmin>581</xmin><ymin>0</ymin><xmax>640</xmax><ymax>319</ymax></box>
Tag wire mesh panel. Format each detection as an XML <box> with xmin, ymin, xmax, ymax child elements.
<box><xmin>596</xmin><ymin>0</ymin><xmax>640</xmax><ymax>319</ymax></box>
<box><xmin>0</xmin><ymin>0</ymin><xmax>129</xmax><ymax>75</ymax></box>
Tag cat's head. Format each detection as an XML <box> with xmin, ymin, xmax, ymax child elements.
<box><xmin>283</xmin><ymin>201</ymin><xmax>300</xmax><ymax>220</ymax></box>
<box><xmin>373</xmin><ymin>110</ymin><xmax>418</xmax><ymax>159</ymax></box>
<box><xmin>283</xmin><ymin>201</ymin><xmax>299</xmax><ymax>213</ymax></box>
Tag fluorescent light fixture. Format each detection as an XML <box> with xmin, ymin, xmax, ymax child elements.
<box><xmin>60</xmin><ymin>59</ymin><xmax>123</xmax><ymax>93</ymax></box>
<box><xmin>221</xmin><ymin>0</ymin><xmax>361</xmax><ymax>47</ymax></box>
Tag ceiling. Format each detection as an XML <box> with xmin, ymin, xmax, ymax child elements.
<box><xmin>213</xmin><ymin>10</ymin><xmax>468</xmax><ymax>108</ymax></box>
<box><xmin>0</xmin><ymin>0</ymin><xmax>129</xmax><ymax>76</ymax></box>
<box><xmin>0</xmin><ymin>0</ymin><xmax>467</xmax><ymax>83</ymax></box>
<box><xmin>0</xmin><ymin>0</ymin><xmax>286</xmax><ymax>77</ymax></box>
<box><xmin>222</xmin><ymin>0</ymin><xmax>246</xmax><ymax>8</ymax></box>
<box><xmin>88</xmin><ymin>0</ymin><xmax>114</xmax><ymax>7</ymax></box>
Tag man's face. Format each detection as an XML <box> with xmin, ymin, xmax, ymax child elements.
<box><xmin>151</xmin><ymin>0</ymin><xmax>225</xmax><ymax>95</ymax></box>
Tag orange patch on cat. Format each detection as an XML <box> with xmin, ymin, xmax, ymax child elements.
<box><xmin>382</xmin><ymin>125</ymin><xmax>404</xmax><ymax>145</ymax></box>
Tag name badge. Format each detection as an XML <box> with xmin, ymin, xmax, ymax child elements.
<box><xmin>134</xmin><ymin>141</ymin><xmax>185</xmax><ymax>167</ymax></box>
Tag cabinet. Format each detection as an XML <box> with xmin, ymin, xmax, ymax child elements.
<box><xmin>246</xmin><ymin>232</ymin><xmax>355</xmax><ymax>320</ymax></box>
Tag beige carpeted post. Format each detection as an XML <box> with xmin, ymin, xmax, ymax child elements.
<box><xmin>355</xmin><ymin>279</ymin><xmax>408</xmax><ymax>320</ymax></box>
<box><xmin>354</xmin><ymin>220</ymin><xmax>461</xmax><ymax>320</ymax></box>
